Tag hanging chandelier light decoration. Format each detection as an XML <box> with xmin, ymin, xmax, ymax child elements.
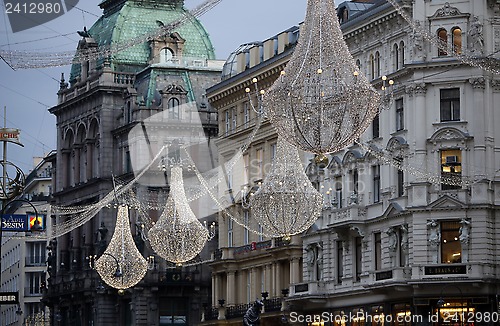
<box><xmin>248</xmin><ymin>137</ymin><xmax>323</xmax><ymax>239</ymax></box>
<box><xmin>148</xmin><ymin>165</ymin><xmax>215</xmax><ymax>266</ymax></box>
<box><xmin>263</xmin><ymin>0</ymin><xmax>381</xmax><ymax>160</ymax></box>
<box><xmin>94</xmin><ymin>205</ymin><xmax>148</xmax><ymax>290</ymax></box>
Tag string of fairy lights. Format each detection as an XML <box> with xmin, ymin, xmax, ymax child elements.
<box><xmin>5</xmin><ymin>0</ymin><xmax>498</xmax><ymax>288</ymax></box>
<box><xmin>0</xmin><ymin>0</ymin><xmax>223</xmax><ymax>69</ymax></box>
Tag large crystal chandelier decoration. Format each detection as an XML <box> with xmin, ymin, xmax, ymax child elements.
<box><xmin>263</xmin><ymin>0</ymin><xmax>381</xmax><ymax>158</ymax></box>
<box><xmin>148</xmin><ymin>166</ymin><xmax>211</xmax><ymax>265</ymax></box>
<box><xmin>94</xmin><ymin>205</ymin><xmax>148</xmax><ymax>290</ymax></box>
<box><xmin>249</xmin><ymin>138</ymin><xmax>323</xmax><ymax>239</ymax></box>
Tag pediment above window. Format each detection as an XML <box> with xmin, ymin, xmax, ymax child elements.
<box><xmin>429</xmin><ymin>2</ymin><xmax>470</xmax><ymax>20</ymax></box>
<box><xmin>428</xmin><ymin>127</ymin><xmax>472</xmax><ymax>143</ymax></box>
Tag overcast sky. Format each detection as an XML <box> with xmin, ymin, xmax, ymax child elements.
<box><xmin>0</xmin><ymin>0</ymin><xmax>340</xmax><ymax>172</ymax></box>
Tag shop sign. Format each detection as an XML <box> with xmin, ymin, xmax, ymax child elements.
<box><xmin>0</xmin><ymin>292</ymin><xmax>18</xmax><ymax>304</ymax></box>
<box><xmin>425</xmin><ymin>265</ymin><xmax>466</xmax><ymax>275</ymax></box>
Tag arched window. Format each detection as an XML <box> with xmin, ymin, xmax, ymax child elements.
<box><xmin>437</xmin><ymin>29</ymin><xmax>448</xmax><ymax>56</ymax></box>
<box><xmin>375</xmin><ymin>51</ymin><xmax>381</xmax><ymax>77</ymax></box>
<box><xmin>159</xmin><ymin>48</ymin><xmax>174</xmax><ymax>63</ymax></box>
<box><xmin>399</xmin><ymin>41</ymin><xmax>405</xmax><ymax>67</ymax></box>
<box><xmin>168</xmin><ymin>97</ymin><xmax>180</xmax><ymax>119</ymax></box>
<box><xmin>370</xmin><ymin>54</ymin><xmax>375</xmax><ymax>79</ymax></box>
<box><xmin>393</xmin><ymin>43</ymin><xmax>399</xmax><ymax>70</ymax></box>
<box><xmin>452</xmin><ymin>27</ymin><xmax>462</xmax><ymax>54</ymax></box>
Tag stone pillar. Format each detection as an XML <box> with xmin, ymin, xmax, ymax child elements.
<box><xmin>275</xmin><ymin>262</ymin><xmax>282</xmax><ymax>297</ymax></box>
<box><xmin>227</xmin><ymin>271</ymin><xmax>236</xmax><ymax>305</ymax></box>
<box><xmin>290</xmin><ymin>258</ymin><xmax>300</xmax><ymax>284</ymax></box>
<box><xmin>212</xmin><ymin>273</ymin><xmax>219</xmax><ymax>306</ymax></box>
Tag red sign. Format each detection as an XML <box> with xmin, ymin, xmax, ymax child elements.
<box><xmin>0</xmin><ymin>128</ymin><xmax>22</xmax><ymax>146</ymax></box>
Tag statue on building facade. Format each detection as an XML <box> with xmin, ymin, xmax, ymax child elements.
<box><xmin>243</xmin><ymin>300</ymin><xmax>264</xmax><ymax>326</ymax></box>
<box><xmin>459</xmin><ymin>219</ymin><xmax>471</xmax><ymax>244</ymax></box>
<box><xmin>469</xmin><ymin>16</ymin><xmax>484</xmax><ymax>55</ymax></box>
<box><xmin>306</xmin><ymin>244</ymin><xmax>316</xmax><ymax>281</ymax></box>
<box><xmin>427</xmin><ymin>220</ymin><xmax>441</xmax><ymax>247</ymax></box>
<box><xmin>411</xmin><ymin>21</ymin><xmax>426</xmax><ymax>61</ymax></box>
<box><xmin>400</xmin><ymin>224</ymin><xmax>409</xmax><ymax>267</ymax></box>
<box><xmin>386</xmin><ymin>227</ymin><xmax>398</xmax><ymax>267</ymax></box>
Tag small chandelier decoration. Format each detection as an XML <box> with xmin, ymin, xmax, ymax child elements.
<box><xmin>94</xmin><ymin>205</ymin><xmax>148</xmax><ymax>290</ymax></box>
<box><xmin>248</xmin><ymin>137</ymin><xmax>323</xmax><ymax>239</ymax></box>
<box><xmin>263</xmin><ymin>0</ymin><xmax>381</xmax><ymax>159</ymax></box>
<box><xmin>148</xmin><ymin>165</ymin><xmax>215</xmax><ymax>266</ymax></box>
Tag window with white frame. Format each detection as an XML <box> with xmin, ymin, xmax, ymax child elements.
<box><xmin>225</xmin><ymin>110</ymin><xmax>230</xmax><ymax>135</ymax></box>
<box><xmin>256</xmin><ymin>148</ymin><xmax>263</xmax><ymax>180</ymax></box>
<box><xmin>231</xmin><ymin>107</ymin><xmax>237</xmax><ymax>131</ymax></box>
<box><xmin>26</xmin><ymin>242</ymin><xmax>46</xmax><ymax>266</ymax></box>
<box><xmin>26</xmin><ymin>272</ymin><xmax>45</xmax><ymax>295</ymax></box>
<box><xmin>244</xmin><ymin>102</ymin><xmax>250</xmax><ymax>125</ymax></box>
<box><xmin>395</xmin><ymin>98</ymin><xmax>404</xmax><ymax>131</ymax></box>
<box><xmin>440</xmin><ymin>88</ymin><xmax>460</xmax><ymax>122</ymax></box>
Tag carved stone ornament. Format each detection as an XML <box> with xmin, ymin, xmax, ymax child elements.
<box><xmin>468</xmin><ymin>77</ymin><xmax>486</xmax><ymax>89</ymax></box>
<box><xmin>431</xmin><ymin>2</ymin><xmax>465</xmax><ymax>18</ymax></box>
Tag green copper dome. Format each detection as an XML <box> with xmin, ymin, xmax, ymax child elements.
<box><xmin>70</xmin><ymin>0</ymin><xmax>216</xmax><ymax>83</ymax></box>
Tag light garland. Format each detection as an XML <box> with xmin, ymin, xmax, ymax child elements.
<box><xmin>249</xmin><ymin>137</ymin><xmax>323</xmax><ymax>239</ymax></box>
<box><xmin>148</xmin><ymin>166</ymin><xmax>213</xmax><ymax>265</ymax></box>
<box><xmin>263</xmin><ymin>0</ymin><xmax>381</xmax><ymax>156</ymax></box>
<box><xmin>94</xmin><ymin>205</ymin><xmax>148</xmax><ymax>290</ymax></box>
<box><xmin>0</xmin><ymin>0</ymin><xmax>222</xmax><ymax>69</ymax></box>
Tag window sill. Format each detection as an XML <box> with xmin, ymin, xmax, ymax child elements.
<box><xmin>432</xmin><ymin>120</ymin><xmax>467</xmax><ymax>127</ymax></box>
<box><xmin>390</xmin><ymin>129</ymin><xmax>407</xmax><ymax>137</ymax></box>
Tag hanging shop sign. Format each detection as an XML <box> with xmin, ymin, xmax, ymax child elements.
<box><xmin>0</xmin><ymin>291</ymin><xmax>18</xmax><ymax>304</ymax></box>
<box><xmin>0</xmin><ymin>128</ymin><xmax>23</xmax><ymax>146</ymax></box>
<box><xmin>1</xmin><ymin>214</ymin><xmax>45</xmax><ymax>232</ymax></box>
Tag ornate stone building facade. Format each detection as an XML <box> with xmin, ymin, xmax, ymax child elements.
<box><xmin>289</xmin><ymin>1</ymin><xmax>500</xmax><ymax>325</ymax></box>
<box><xmin>204</xmin><ymin>0</ymin><xmax>500</xmax><ymax>325</ymax></box>
<box><xmin>43</xmin><ymin>1</ymin><xmax>222</xmax><ymax>325</ymax></box>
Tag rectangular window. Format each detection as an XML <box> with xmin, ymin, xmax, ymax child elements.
<box><xmin>270</xmin><ymin>143</ymin><xmax>277</xmax><ymax>162</ymax></box>
<box><xmin>244</xmin><ymin>102</ymin><xmax>250</xmax><ymax>125</ymax></box>
<box><xmin>355</xmin><ymin>237</ymin><xmax>362</xmax><ymax>282</ymax></box>
<box><xmin>225</xmin><ymin>111</ymin><xmax>230</xmax><ymax>135</ymax></box>
<box><xmin>397</xmin><ymin>169</ymin><xmax>404</xmax><ymax>197</ymax></box>
<box><xmin>352</xmin><ymin>169</ymin><xmax>359</xmax><ymax>195</ymax></box>
<box><xmin>441</xmin><ymin>149</ymin><xmax>462</xmax><ymax>190</ymax></box>
<box><xmin>26</xmin><ymin>242</ymin><xmax>46</xmax><ymax>266</ymax></box>
<box><xmin>374</xmin><ymin>233</ymin><xmax>382</xmax><ymax>271</ymax></box>
<box><xmin>258</xmin><ymin>224</ymin><xmax>264</xmax><ymax>242</ymax></box>
<box><xmin>396</xmin><ymin>98</ymin><xmax>404</xmax><ymax>131</ymax></box>
<box><xmin>243</xmin><ymin>154</ymin><xmax>250</xmax><ymax>185</ymax></box>
<box><xmin>244</xmin><ymin>211</ymin><xmax>250</xmax><ymax>245</ymax></box>
<box><xmin>26</xmin><ymin>272</ymin><xmax>45</xmax><ymax>295</ymax></box>
<box><xmin>441</xmin><ymin>221</ymin><xmax>462</xmax><ymax>264</ymax></box>
<box><xmin>372</xmin><ymin>113</ymin><xmax>380</xmax><ymax>138</ymax></box>
<box><xmin>231</xmin><ymin>107</ymin><xmax>237</xmax><ymax>131</ymax></box>
<box><xmin>336</xmin><ymin>241</ymin><xmax>343</xmax><ymax>284</ymax></box>
<box><xmin>256</xmin><ymin>149</ymin><xmax>263</xmax><ymax>180</ymax></box>
<box><xmin>227</xmin><ymin>218</ymin><xmax>233</xmax><ymax>247</ymax></box>
<box><xmin>373</xmin><ymin>165</ymin><xmax>381</xmax><ymax>203</ymax></box>
<box><xmin>440</xmin><ymin>88</ymin><xmax>460</xmax><ymax>122</ymax></box>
